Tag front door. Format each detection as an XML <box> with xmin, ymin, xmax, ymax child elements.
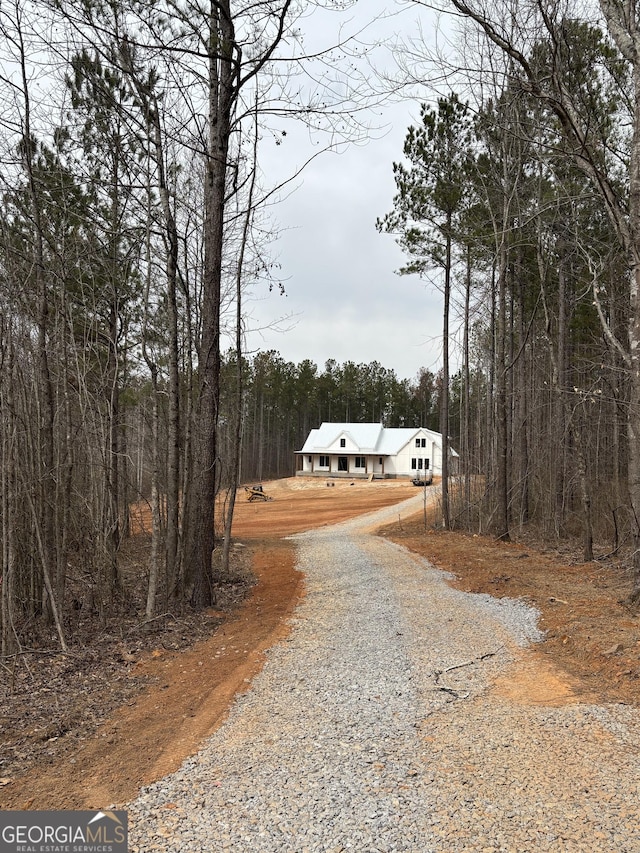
<box><xmin>338</xmin><ymin>456</ymin><xmax>348</xmax><ymax>472</ymax></box>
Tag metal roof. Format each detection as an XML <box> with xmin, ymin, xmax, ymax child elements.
<box><xmin>297</xmin><ymin>423</ymin><xmax>457</xmax><ymax>456</ymax></box>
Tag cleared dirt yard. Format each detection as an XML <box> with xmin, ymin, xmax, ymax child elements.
<box><xmin>231</xmin><ymin>477</ymin><xmax>417</xmax><ymax>537</ymax></box>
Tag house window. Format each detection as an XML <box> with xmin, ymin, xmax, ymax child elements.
<box><xmin>411</xmin><ymin>458</ymin><xmax>417</xmax><ymax>470</ymax></box>
<box><xmin>340</xmin><ymin>438</ymin><xmax>346</xmax><ymax>447</ymax></box>
<box><xmin>415</xmin><ymin>438</ymin><xmax>420</xmax><ymax>447</ymax></box>
<box><xmin>425</xmin><ymin>458</ymin><xmax>430</xmax><ymax>469</ymax></box>
<box><xmin>355</xmin><ymin>456</ymin><xmax>365</xmax><ymax>469</ymax></box>
<box><xmin>319</xmin><ymin>455</ymin><xmax>329</xmax><ymax>467</ymax></box>
<box><xmin>418</xmin><ymin>458</ymin><xmax>423</xmax><ymax>469</ymax></box>
<box><xmin>338</xmin><ymin>456</ymin><xmax>348</xmax><ymax>471</ymax></box>
<box><xmin>421</xmin><ymin>438</ymin><xmax>426</xmax><ymax>447</ymax></box>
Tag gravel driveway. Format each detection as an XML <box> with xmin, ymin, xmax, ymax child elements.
<box><xmin>128</xmin><ymin>495</ymin><xmax>640</xmax><ymax>852</ymax></box>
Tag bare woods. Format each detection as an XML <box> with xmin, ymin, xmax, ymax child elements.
<box><xmin>0</xmin><ymin>0</ymin><xmax>373</xmax><ymax>655</ymax></box>
<box><xmin>4</xmin><ymin>0</ymin><xmax>640</xmax><ymax>661</ymax></box>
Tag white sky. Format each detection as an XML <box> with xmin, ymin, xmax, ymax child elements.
<box><xmin>242</xmin><ymin>1</ymin><xmax>453</xmax><ymax>383</ymax></box>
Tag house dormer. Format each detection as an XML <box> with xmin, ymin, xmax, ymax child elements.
<box><xmin>330</xmin><ymin>430</ymin><xmax>357</xmax><ymax>452</ymax></box>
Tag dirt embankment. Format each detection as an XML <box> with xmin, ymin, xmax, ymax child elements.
<box><xmin>1</xmin><ymin>477</ymin><xmax>638</xmax><ymax>810</ymax></box>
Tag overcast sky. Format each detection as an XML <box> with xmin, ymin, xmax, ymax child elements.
<box><xmin>242</xmin><ymin>1</ymin><xmax>453</xmax><ymax>383</ymax></box>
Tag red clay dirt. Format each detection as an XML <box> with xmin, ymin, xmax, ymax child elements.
<box><xmin>0</xmin><ymin>479</ymin><xmax>415</xmax><ymax>809</ymax></box>
<box><xmin>1</xmin><ymin>477</ymin><xmax>638</xmax><ymax>810</ymax></box>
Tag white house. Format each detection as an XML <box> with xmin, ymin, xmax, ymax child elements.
<box><xmin>295</xmin><ymin>422</ymin><xmax>458</xmax><ymax>479</ymax></box>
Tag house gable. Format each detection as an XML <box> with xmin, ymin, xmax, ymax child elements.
<box><xmin>397</xmin><ymin>427</ymin><xmax>431</xmax><ymax>456</ymax></box>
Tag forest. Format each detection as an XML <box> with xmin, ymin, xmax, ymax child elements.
<box><xmin>2</xmin><ymin>0</ymin><xmax>640</xmax><ymax>656</ymax></box>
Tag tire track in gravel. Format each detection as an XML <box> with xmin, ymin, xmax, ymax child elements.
<box><xmin>128</xmin><ymin>496</ymin><xmax>640</xmax><ymax>853</ymax></box>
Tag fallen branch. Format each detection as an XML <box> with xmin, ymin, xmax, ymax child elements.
<box><xmin>479</xmin><ymin>646</ymin><xmax>503</xmax><ymax>660</ymax></box>
<box><xmin>436</xmin><ymin>685</ymin><xmax>470</xmax><ymax>700</ymax></box>
<box><xmin>434</xmin><ymin>645</ymin><xmax>504</xmax><ymax>680</ymax></box>
<box><xmin>439</xmin><ymin>659</ymin><xmax>475</xmax><ymax>674</ymax></box>
<box><xmin>127</xmin><ymin>612</ymin><xmax>178</xmax><ymax>634</ymax></box>
<box><xmin>432</xmin><ymin>646</ymin><xmax>504</xmax><ymax>699</ymax></box>
<box><xmin>1</xmin><ymin>648</ymin><xmax>84</xmax><ymax>660</ymax></box>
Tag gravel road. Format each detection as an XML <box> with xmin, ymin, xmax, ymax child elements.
<box><xmin>128</xmin><ymin>495</ymin><xmax>640</xmax><ymax>852</ymax></box>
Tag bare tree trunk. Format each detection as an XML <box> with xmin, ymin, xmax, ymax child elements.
<box><xmin>628</xmin><ymin>276</ymin><xmax>640</xmax><ymax>601</ymax></box>
<box><xmin>1</xmin><ymin>331</ymin><xmax>17</xmax><ymax>657</ymax></box>
<box><xmin>573</xmin><ymin>405</ymin><xmax>594</xmax><ymax>562</ymax></box>
<box><xmin>556</xmin><ymin>252</ymin><xmax>568</xmax><ymax>538</ymax></box>
<box><xmin>257</xmin><ymin>390</ymin><xmax>265</xmax><ymax>482</ymax></box>
<box><xmin>106</xmin><ymin>293</ymin><xmax>120</xmax><ymax>595</ymax></box>
<box><xmin>56</xmin><ymin>310</ymin><xmax>73</xmax><ymax>610</ymax></box>
<box><xmin>145</xmin><ymin>365</ymin><xmax>162</xmax><ymax>618</ymax></box>
<box><xmin>139</xmin><ymin>136</ymin><xmax>164</xmax><ymax>618</ymax></box>
<box><xmin>184</xmin><ymin>2</ymin><xmax>236</xmax><ymax>608</ymax></box>
<box><xmin>463</xmin><ymin>247</ymin><xmax>472</xmax><ymax>526</ymax></box>
<box><xmin>134</xmin><ymin>67</ymin><xmax>181</xmax><ymax>596</ymax></box>
<box><xmin>18</xmin><ymin>29</ymin><xmax>60</xmax><ymax>626</ymax></box>
<box><xmin>495</xmin><ymin>235</ymin><xmax>510</xmax><ymax>541</ymax></box>
<box><xmin>516</xmin><ymin>270</ymin><xmax>529</xmax><ymax>528</ymax></box>
<box><xmin>440</xmin><ymin>220</ymin><xmax>452</xmax><ymax>530</ymax></box>
<box><xmin>222</xmin><ymin>97</ymin><xmax>260</xmax><ymax>575</ymax></box>
<box><xmin>480</xmin><ymin>263</ymin><xmax>497</xmax><ymax>534</ymax></box>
